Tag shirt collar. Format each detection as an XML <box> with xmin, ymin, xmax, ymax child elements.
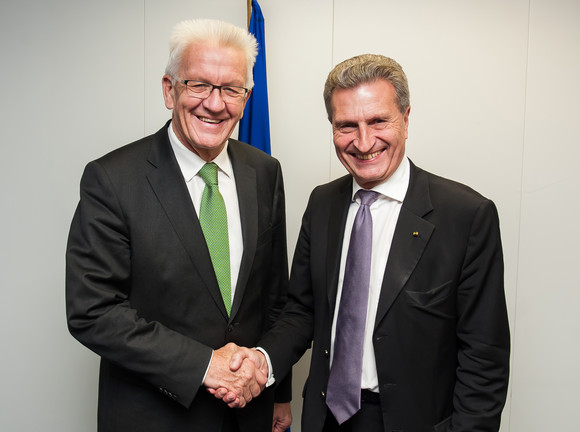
<box><xmin>167</xmin><ymin>121</ymin><xmax>233</xmax><ymax>182</ymax></box>
<box><xmin>351</xmin><ymin>156</ymin><xmax>410</xmax><ymax>203</ymax></box>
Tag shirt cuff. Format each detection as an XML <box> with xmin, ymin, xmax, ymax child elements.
<box><xmin>255</xmin><ymin>347</ymin><xmax>276</xmax><ymax>387</ymax></box>
<box><xmin>201</xmin><ymin>350</ymin><xmax>213</xmax><ymax>385</ymax></box>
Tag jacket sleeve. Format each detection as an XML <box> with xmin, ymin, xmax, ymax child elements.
<box><xmin>65</xmin><ymin>160</ymin><xmax>212</xmax><ymax>408</ymax></box>
<box><xmin>260</xmin><ymin>187</ymin><xmax>317</xmax><ymax>383</ymax></box>
<box><xmin>267</xmin><ymin>161</ymin><xmax>293</xmax><ymax>403</ymax></box>
<box><xmin>451</xmin><ymin>199</ymin><xmax>510</xmax><ymax>431</ymax></box>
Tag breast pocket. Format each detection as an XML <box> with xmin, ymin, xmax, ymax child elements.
<box><xmin>404</xmin><ymin>280</ymin><xmax>455</xmax><ymax>319</ymax></box>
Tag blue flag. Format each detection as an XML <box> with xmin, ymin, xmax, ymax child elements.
<box><xmin>239</xmin><ymin>0</ymin><xmax>270</xmax><ymax>155</ymax></box>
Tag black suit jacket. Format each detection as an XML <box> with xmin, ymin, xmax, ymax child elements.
<box><xmin>66</xmin><ymin>123</ymin><xmax>290</xmax><ymax>431</ymax></box>
<box><xmin>260</xmin><ymin>161</ymin><xmax>510</xmax><ymax>432</ymax></box>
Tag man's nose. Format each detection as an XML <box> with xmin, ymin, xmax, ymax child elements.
<box><xmin>203</xmin><ymin>87</ymin><xmax>226</xmax><ymax>111</ymax></box>
<box><xmin>354</xmin><ymin>125</ymin><xmax>375</xmax><ymax>152</ymax></box>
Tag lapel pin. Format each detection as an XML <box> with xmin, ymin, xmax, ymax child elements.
<box><xmin>412</xmin><ymin>231</ymin><xmax>419</xmax><ymax>237</ymax></box>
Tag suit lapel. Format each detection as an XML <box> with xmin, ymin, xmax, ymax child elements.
<box><xmin>374</xmin><ymin>162</ymin><xmax>435</xmax><ymax>329</ymax></box>
<box><xmin>326</xmin><ymin>176</ymin><xmax>353</xmax><ymax>315</ymax></box>
<box><xmin>228</xmin><ymin>141</ymin><xmax>258</xmax><ymax>319</ymax></box>
<box><xmin>145</xmin><ymin>124</ymin><xmax>228</xmax><ymax>318</ymax></box>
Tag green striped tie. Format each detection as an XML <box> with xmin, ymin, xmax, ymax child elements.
<box><xmin>198</xmin><ymin>163</ymin><xmax>231</xmax><ymax>315</ymax></box>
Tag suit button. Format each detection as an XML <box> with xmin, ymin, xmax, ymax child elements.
<box><xmin>320</xmin><ymin>391</ymin><xmax>326</xmax><ymax>400</ymax></box>
<box><xmin>227</xmin><ymin>325</ymin><xmax>234</xmax><ymax>332</ymax></box>
<box><xmin>324</xmin><ymin>349</ymin><xmax>330</xmax><ymax>358</ymax></box>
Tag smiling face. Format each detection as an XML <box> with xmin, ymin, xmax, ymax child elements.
<box><xmin>162</xmin><ymin>42</ymin><xmax>250</xmax><ymax>161</ymax></box>
<box><xmin>331</xmin><ymin>79</ymin><xmax>410</xmax><ymax>189</ymax></box>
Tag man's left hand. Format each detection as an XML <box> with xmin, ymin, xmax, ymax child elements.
<box><xmin>273</xmin><ymin>402</ymin><xmax>292</xmax><ymax>432</ymax></box>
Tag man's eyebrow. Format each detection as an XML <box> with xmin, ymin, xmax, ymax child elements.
<box><xmin>333</xmin><ymin>119</ymin><xmax>357</xmax><ymax>128</ymax></box>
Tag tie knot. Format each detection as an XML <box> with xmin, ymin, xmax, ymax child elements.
<box><xmin>199</xmin><ymin>163</ymin><xmax>218</xmax><ymax>186</ymax></box>
<box><xmin>356</xmin><ymin>189</ymin><xmax>379</xmax><ymax>207</ymax></box>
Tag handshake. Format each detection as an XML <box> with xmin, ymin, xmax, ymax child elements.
<box><xmin>203</xmin><ymin>342</ymin><xmax>269</xmax><ymax>408</ymax></box>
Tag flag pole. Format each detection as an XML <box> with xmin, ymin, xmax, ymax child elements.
<box><xmin>239</xmin><ymin>0</ymin><xmax>271</xmax><ymax>154</ymax></box>
<box><xmin>247</xmin><ymin>0</ymin><xmax>252</xmax><ymax>28</ymax></box>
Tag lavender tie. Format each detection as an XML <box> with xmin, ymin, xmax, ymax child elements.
<box><xmin>326</xmin><ymin>189</ymin><xmax>379</xmax><ymax>425</ymax></box>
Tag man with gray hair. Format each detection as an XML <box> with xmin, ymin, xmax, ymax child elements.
<box><xmin>66</xmin><ymin>19</ymin><xmax>291</xmax><ymax>432</ymax></box>
<box><xmin>227</xmin><ymin>54</ymin><xmax>510</xmax><ymax>431</ymax></box>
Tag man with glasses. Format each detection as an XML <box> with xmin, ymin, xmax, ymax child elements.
<box><xmin>66</xmin><ymin>19</ymin><xmax>291</xmax><ymax>432</ymax></box>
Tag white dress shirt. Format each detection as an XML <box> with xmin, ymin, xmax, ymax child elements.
<box><xmin>167</xmin><ymin>122</ymin><xmax>243</xmax><ymax>301</ymax></box>
<box><xmin>330</xmin><ymin>157</ymin><xmax>410</xmax><ymax>392</ymax></box>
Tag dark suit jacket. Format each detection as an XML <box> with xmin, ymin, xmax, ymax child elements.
<box><xmin>66</xmin><ymin>123</ymin><xmax>290</xmax><ymax>432</ymax></box>
<box><xmin>260</xmin><ymin>161</ymin><xmax>510</xmax><ymax>432</ymax></box>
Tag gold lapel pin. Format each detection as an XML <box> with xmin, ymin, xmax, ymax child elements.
<box><xmin>412</xmin><ymin>231</ymin><xmax>419</xmax><ymax>237</ymax></box>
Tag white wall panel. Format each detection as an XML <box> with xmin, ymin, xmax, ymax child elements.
<box><xmin>510</xmin><ymin>0</ymin><xmax>580</xmax><ymax>430</ymax></box>
<box><xmin>0</xmin><ymin>1</ymin><xmax>144</xmax><ymax>431</ymax></box>
<box><xmin>259</xmin><ymin>0</ymin><xmax>335</xmax><ymax>254</ymax></box>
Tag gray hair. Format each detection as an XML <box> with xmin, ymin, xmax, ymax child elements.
<box><xmin>165</xmin><ymin>19</ymin><xmax>258</xmax><ymax>89</ymax></box>
<box><xmin>323</xmin><ymin>54</ymin><xmax>410</xmax><ymax>121</ymax></box>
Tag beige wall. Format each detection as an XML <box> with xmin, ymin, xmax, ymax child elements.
<box><xmin>1</xmin><ymin>0</ymin><xmax>578</xmax><ymax>430</ymax></box>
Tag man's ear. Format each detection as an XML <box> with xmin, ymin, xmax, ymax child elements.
<box><xmin>240</xmin><ymin>89</ymin><xmax>252</xmax><ymax>118</ymax></box>
<box><xmin>162</xmin><ymin>75</ymin><xmax>175</xmax><ymax>110</ymax></box>
<box><xmin>403</xmin><ymin>105</ymin><xmax>411</xmax><ymax>139</ymax></box>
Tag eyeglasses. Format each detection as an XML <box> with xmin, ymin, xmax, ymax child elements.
<box><xmin>178</xmin><ymin>79</ymin><xmax>249</xmax><ymax>103</ymax></box>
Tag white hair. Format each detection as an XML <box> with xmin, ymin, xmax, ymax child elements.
<box><xmin>165</xmin><ymin>19</ymin><xmax>258</xmax><ymax>89</ymax></box>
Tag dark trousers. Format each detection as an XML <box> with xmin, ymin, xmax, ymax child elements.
<box><xmin>322</xmin><ymin>392</ymin><xmax>384</xmax><ymax>432</ymax></box>
<box><xmin>221</xmin><ymin>404</ymin><xmax>241</xmax><ymax>432</ymax></box>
